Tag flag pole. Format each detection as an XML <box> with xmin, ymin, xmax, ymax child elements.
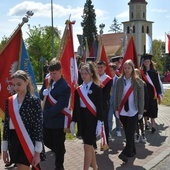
<box><xmin>0</xmin><ymin>11</ymin><xmax>34</xmax><ymax>55</ymax></box>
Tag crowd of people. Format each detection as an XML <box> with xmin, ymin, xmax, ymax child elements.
<box><xmin>0</xmin><ymin>54</ymin><xmax>164</xmax><ymax>170</ymax></box>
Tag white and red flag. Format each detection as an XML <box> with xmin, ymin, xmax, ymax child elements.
<box><xmin>58</xmin><ymin>20</ymin><xmax>78</xmax><ymax>111</ymax></box>
<box><xmin>165</xmin><ymin>32</ymin><xmax>170</xmax><ymax>54</ymax></box>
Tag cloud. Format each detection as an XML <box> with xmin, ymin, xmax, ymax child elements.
<box><xmin>8</xmin><ymin>1</ymin><xmax>82</xmax><ymax>18</ymax></box>
<box><xmin>8</xmin><ymin>1</ymin><xmax>106</xmax><ymax>20</ymax></box>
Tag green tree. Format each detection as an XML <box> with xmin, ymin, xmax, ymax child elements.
<box><xmin>25</xmin><ymin>24</ymin><xmax>61</xmax><ymax>82</ymax></box>
<box><xmin>109</xmin><ymin>17</ymin><xmax>122</xmax><ymax>33</ymax></box>
<box><xmin>81</xmin><ymin>0</ymin><xmax>98</xmax><ymax>51</ymax></box>
<box><xmin>152</xmin><ymin>39</ymin><xmax>164</xmax><ymax>74</ymax></box>
<box><xmin>0</xmin><ymin>36</ymin><xmax>9</xmax><ymax>50</ymax></box>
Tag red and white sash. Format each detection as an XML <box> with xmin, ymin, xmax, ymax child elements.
<box><xmin>100</xmin><ymin>74</ymin><xmax>112</xmax><ymax>88</ymax></box>
<box><xmin>118</xmin><ymin>84</ymin><xmax>133</xmax><ymax>115</ymax></box>
<box><xmin>141</xmin><ymin>71</ymin><xmax>157</xmax><ymax>99</ymax></box>
<box><xmin>45</xmin><ymin>73</ymin><xmax>51</xmax><ymax>88</ymax></box>
<box><xmin>77</xmin><ymin>86</ymin><xmax>96</xmax><ymax>117</ymax></box>
<box><xmin>8</xmin><ymin>94</ymin><xmax>39</xmax><ymax>170</ymax></box>
<box><xmin>77</xmin><ymin>86</ymin><xmax>108</xmax><ymax>149</ymax></box>
<box><xmin>47</xmin><ymin>93</ymin><xmax>72</xmax><ymax>129</ymax></box>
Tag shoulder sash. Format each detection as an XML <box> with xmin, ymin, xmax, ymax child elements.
<box><xmin>77</xmin><ymin>86</ymin><xmax>96</xmax><ymax>117</ymax></box>
<box><xmin>8</xmin><ymin>94</ymin><xmax>39</xmax><ymax>170</ymax></box>
<box><xmin>118</xmin><ymin>85</ymin><xmax>133</xmax><ymax>114</ymax></box>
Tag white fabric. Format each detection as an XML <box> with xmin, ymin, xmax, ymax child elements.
<box><xmin>120</xmin><ymin>76</ymin><xmax>138</xmax><ymax>117</ymax></box>
<box><xmin>43</xmin><ymin>89</ymin><xmax>49</xmax><ymax>96</ymax></box>
<box><xmin>96</xmin><ymin>120</ymin><xmax>103</xmax><ymax>137</ymax></box>
<box><xmin>138</xmin><ymin>114</ymin><xmax>143</xmax><ymax>120</ymax></box>
<box><xmin>35</xmin><ymin>141</ymin><xmax>43</xmax><ymax>153</ymax></box>
<box><xmin>2</xmin><ymin>140</ymin><xmax>8</xmax><ymax>151</ymax></box>
<box><xmin>11</xmin><ymin>94</ymin><xmax>35</xmax><ymax>156</ymax></box>
<box><xmin>80</xmin><ymin>81</ymin><xmax>92</xmax><ymax>108</ymax></box>
<box><xmin>70</xmin><ymin>121</ymin><xmax>76</xmax><ymax>136</ymax></box>
<box><xmin>100</xmin><ymin>73</ymin><xmax>109</xmax><ymax>82</ymax></box>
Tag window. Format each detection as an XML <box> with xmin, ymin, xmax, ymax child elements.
<box><xmin>147</xmin><ymin>26</ymin><xmax>149</xmax><ymax>33</ymax></box>
<box><xmin>133</xmin><ymin>26</ymin><xmax>135</xmax><ymax>33</ymax></box>
<box><xmin>142</xmin><ymin>26</ymin><xmax>144</xmax><ymax>33</ymax></box>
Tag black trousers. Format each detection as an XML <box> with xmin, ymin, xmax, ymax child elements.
<box><xmin>43</xmin><ymin>128</ymin><xmax>66</xmax><ymax>170</ymax></box>
<box><xmin>120</xmin><ymin>114</ymin><xmax>138</xmax><ymax>156</ymax></box>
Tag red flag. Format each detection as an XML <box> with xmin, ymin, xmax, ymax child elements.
<box><xmin>89</xmin><ymin>39</ymin><xmax>98</xmax><ymax>59</ymax></box>
<box><xmin>119</xmin><ymin>36</ymin><xmax>139</xmax><ymax>73</ymax></box>
<box><xmin>165</xmin><ymin>33</ymin><xmax>170</xmax><ymax>54</ymax></box>
<box><xmin>0</xmin><ymin>28</ymin><xmax>22</xmax><ymax>119</ymax></box>
<box><xmin>59</xmin><ymin>20</ymin><xmax>78</xmax><ymax>109</ymax></box>
<box><xmin>100</xmin><ymin>45</ymin><xmax>112</xmax><ymax>77</ymax></box>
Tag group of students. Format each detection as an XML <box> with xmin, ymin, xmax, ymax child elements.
<box><xmin>0</xmin><ymin>53</ymin><xmax>163</xmax><ymax>169</ymax></box>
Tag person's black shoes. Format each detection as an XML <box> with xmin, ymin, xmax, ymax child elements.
<box><xmin>118</xmin><ymin>153</ymin><xmax>128</xmax><ymax>162</ymax></box>
<box><xmin>145</xmin><ymin>124</ymin><xmax>149</xmax><ymax>130</ymax></box>
<box><xmin>151</xmin><ymin>127</ymin><xmax>156</xmax><ymax>133</ymax></box>
<box><xmin>5</xmin><ymin>162</ymin><xmax>17</xmax><ymax>167</ymax></box>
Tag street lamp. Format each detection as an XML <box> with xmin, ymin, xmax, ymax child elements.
<box><xmin>51</xmin><ymin>0</ymin><xmax>54</xmax><ymax>58</ymax></box>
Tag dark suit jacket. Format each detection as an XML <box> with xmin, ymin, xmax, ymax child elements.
<box><xmin>39</xmin><ymin>77</ymin><xmax>71</xmax><ymax>129</ymax></box>
<box><xmin>101</xmin><ymin>78</ymin><xmax>112</xmax><ymax>111</ymax></box>
<box><xmin>72</xmin><ymin>82</ymin><xmax>103</xmax><ymax>125</ymax></box>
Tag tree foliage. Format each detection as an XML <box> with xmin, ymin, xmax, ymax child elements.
<box><xmin>152</xmin><ymin>39</ymin><xmax>165</xmax><ymax>74</ymax></box>
<box><xmin>0</xmin><ymin>36</ymin><xmax>9</xmax><ymax>50</ymax></box>
<box><xmin>109</xmin><ymin>17</ymin><xmax>122</xmax><ymax>33</ymax></box>
<box><xmin>81</xmin><ymin>0</ymin><xmax>98</xmax><ymax>51</ymax></box>
<box><xmin>25</xmin><ymin>24</ymin><xmax>61</xmax><ymax>81</ymax></box>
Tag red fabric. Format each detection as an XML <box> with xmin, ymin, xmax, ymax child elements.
<box><xmin>118</xmin><ymin>85</ymin><xmax>133</xmax><ymax>114</ymax></box>
<box><xmin>119</xmin><ymin>36</ymin><xmax>139</xmax><ymax>73</ymax></box>
<box><xmin>8</xmin><ymin>96</ymin><xmax>39</xmax><ymax>170</ymax></box>
<box><xmin>77</xmin><ymin>87</ymin><xmax>96</xmax><ymax>117</ymax></box>
<box><xmin>0</xmin><ymin>29</ymin><xmax>22</xmax><ymax>118</ymax></box>
<box><xmin>89</xmin><ymin>43</ymin><xmax>95</xmax><ymax>57</ymax></box>
<box><xmin>167</xmin><ymin>34</ymin><xmax>170</xmax><ymax>53</ymax></box>
<box><xmin>100</xmin><ymin>45</ymin><xmax>112</xmax><ymax>77</ymax></box>
<box><xmin>60</xmin><ymin>21</ymin><xmax>78</xmax><ymax>110</ymax></box>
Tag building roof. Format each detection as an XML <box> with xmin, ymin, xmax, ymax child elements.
<box><xmin>100</xmin><ymin>32</ymin><xmax>124</xmax><ymax>57</ymax></box>
<box><xmin>130</xmin><ymin>0</ymin><xmax>146</xmax><ymax>2</ymax></box>
<box><xmin>129</xmin><ymin>0</ymin><xmax>147</xmax><ymax>4</ymax></box>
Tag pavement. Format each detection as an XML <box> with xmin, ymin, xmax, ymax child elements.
<box><xmin>0</xmin><ymin>104</ymin><xmax>169</xmax><ymax>170</ymax></box>
<box><xmin>0</xmin><ymin>84</ymin><xmax>169</xmax><ymax>170</ymax></box>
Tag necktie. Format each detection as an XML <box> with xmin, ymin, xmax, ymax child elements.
<box><xmin>124</xmin><ymin>99</ymin><xmax>129</xmax><ymax>112</ymax></box>
<box><xmin>124</xmin><ymin>80</ymin><xmax>129</xmax><ymax>112</ymax></box>
<box><xmin>86</xmin><ymin>85</ymin><xmax>88</xmax><ymax>90</ymax></box>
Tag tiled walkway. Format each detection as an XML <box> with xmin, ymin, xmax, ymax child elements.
<box><xmin>0</xmin><ymin>104</ymin><xmax>169</xmax><ymax>170</ymax></box>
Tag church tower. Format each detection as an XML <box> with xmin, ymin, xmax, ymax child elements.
<box><xmin>122</xmin><ymin>0</ymin><xmax>153</xmax><ymax>59</ymax></box>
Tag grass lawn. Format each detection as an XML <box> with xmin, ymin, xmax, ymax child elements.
<box><xmin>161</xmin><ymin>89</ymin><xmax>170</xmax><ymax>106</ymax></box>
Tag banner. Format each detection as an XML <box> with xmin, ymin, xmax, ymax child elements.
<box><xmin>19</xmin><ymin>39</ymin><xmax>38</xmax><ymax>96</ymax></box>
<box><xmin>165</xmin><ymin>33</ymin><xmax>170</xmax><ymax>54</ymax></box>
<box><xmin>119</xmin><ymin>36</ymin><xmax>139</xmax><ymax>73</ymax></box>
<box><xmin>59</xmin><ymin>20</ymin><xmax>78</xmax><ymax>110</ymax></box>
<box><xmin>0</xmin><ymin>27</ymin><xmax>37</xmax><ymax>119</ymax></box>
<box><xmin>0</xmin><ymin>28</ymin><xmax>22</xmax><ymax>119</ymax></box>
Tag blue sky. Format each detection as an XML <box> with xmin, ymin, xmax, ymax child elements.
<box><xmin>1</xmin><ymin>0</ymin><xmax>170</xmax><ymax>51</ymax></box>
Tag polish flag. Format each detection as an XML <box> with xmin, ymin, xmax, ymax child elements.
<box><xmin>165</xmin><ymin>33</ymin><xmax>170</xmax><ymax>54</ymax></box>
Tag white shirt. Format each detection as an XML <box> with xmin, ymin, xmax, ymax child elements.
<box><xmin>80</xmin><ymin>81</ymin><xmax>92</xmax><ymax>108</ymax></box>
<box><xmin>120</xmin><ymin>76</ymin><xmax>138</xmax><ymax>117</ymax></box>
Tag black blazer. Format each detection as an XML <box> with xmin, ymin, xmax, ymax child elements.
<box><xmin>72</xmin><ymin>82</ymin><xmax>103</xmax><ymax>123</ymax></box>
